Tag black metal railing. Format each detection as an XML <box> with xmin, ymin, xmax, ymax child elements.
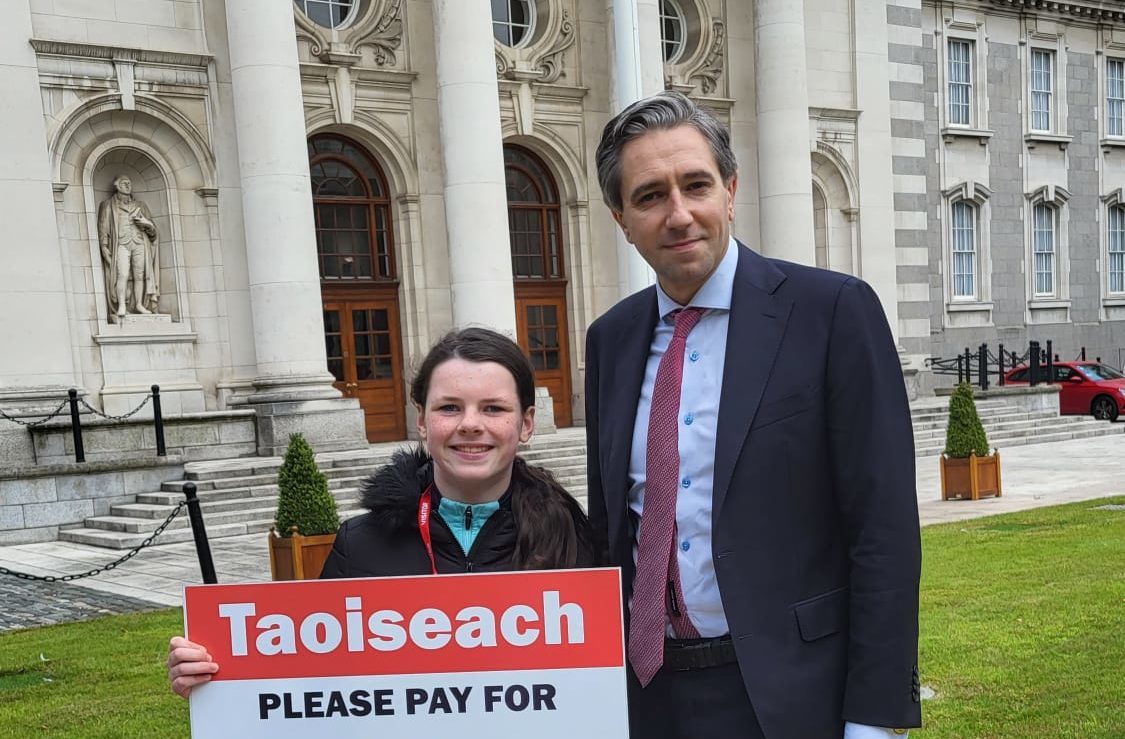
<box><xmin>0</xmin><ymin>385</ymin><xmax>167</xmax><ymax>463</ymax></box>
<box><xmin>926</xmin><ymin>340</ymin><xmax>1105</xmax><ymax>391</ymax></box>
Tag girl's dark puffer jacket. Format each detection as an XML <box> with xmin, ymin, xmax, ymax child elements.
<box><xmin>319</xmin><ymin>447</ymin><xmax>596</xmax><ymax>578</ymax></box>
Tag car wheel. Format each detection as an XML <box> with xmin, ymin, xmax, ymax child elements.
<box><xmin>1090</xmin><ymin>395</ymin><xmax>1119</xmax><ymax>422</ymax></box>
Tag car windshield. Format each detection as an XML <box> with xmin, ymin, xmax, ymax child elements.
<box><xmin>1077</xmin><ymin>364</ymin><xmax>1125</xmax><ymax>381</ymax></box>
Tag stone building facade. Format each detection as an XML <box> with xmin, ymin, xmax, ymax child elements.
<box><xmin>1</xmin><ymin>1</ymin><xmax>1123</xmax><ymax>477</ymax></box>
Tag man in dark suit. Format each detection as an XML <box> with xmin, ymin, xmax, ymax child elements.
<box><xmin>585</xmin><ymin>91</ymin><xmax>921</xmax><ymax>739</ymax></box>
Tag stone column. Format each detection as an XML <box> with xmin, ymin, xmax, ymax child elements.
<box><xmin>0</xmin><ymin>4</ymin><xmax>78</xmax><ymax>463</ymax></box>
<box><xmin>853</xmin><ymin>0</ymin><xmax>901</xmax><ymax>343</ymax></box>
<box><xmin>432</xmin><ymin>0</ymin><xmax>516</xmax><ymax>332</ymax></box>
<box><xmin>223</xmin><ymin>0</ymin><xmax>366</xmax><ymax>454</ymax></box>
<box><xmin>608</xmin><ymin>0</ymin><xmax>662</xmax><ymax>297</ymax></box>
<box><xmin>754</xmin><ymin>0</ymin><xmax>816</xmax><ymax>264</ymax></box>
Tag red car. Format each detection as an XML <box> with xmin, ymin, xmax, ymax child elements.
<box><xmin>1004</xmin><ymin>361</ymin><xmax>1125</xmax><ymax>421</ymax></box>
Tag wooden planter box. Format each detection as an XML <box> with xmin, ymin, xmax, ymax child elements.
<box><xmin>268</xmin><ymin>527</ymin><xmax>336</xmax><ymax>580</ymax></box>
<box><xmin>940</xmin><ymin>451</ymin><xmax>1002</xmax><ymax>501</ymax></box>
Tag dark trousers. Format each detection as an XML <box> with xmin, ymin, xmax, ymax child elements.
<box><xmin>628</xmin><ymin>662</ymin><xmax>766</xmax><ymax>739</ymax></box>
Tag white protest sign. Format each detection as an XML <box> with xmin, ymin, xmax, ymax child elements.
<box><xmin>183</xmin><ymin>568</ymin><xmax>628</xmax><ymax>738</ymax></box>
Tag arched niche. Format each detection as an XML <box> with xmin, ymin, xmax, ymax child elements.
<box><xmin>811</xmin><ymin>149</ymin><xmax>857</xmax><ymax>275</ymax></box>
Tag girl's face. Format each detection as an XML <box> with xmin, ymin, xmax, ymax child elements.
<box><xmin>416</xmin><ymin>358</ymin><xmax>534</xmax><ymax>503</ymax></box>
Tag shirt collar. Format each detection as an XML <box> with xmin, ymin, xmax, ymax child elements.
<box><xmin>655</xmin><ymin>236</ymin><xmax>738</xmax><ymax>321</ymax></box>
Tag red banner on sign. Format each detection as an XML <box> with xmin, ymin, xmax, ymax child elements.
<box><xmin>184</xmin><ymin>569</ymin><xmax>624</xmax><ymax>681</ymax></box>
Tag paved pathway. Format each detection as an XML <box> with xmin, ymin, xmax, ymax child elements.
<box><xmin>0</xmin><ymin>433</ymin><xmax>1120</xmax><ymax>632</ymax></box>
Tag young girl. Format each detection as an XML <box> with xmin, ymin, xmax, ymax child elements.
<box><xmin>168</xmin><ymin>328</ymin><xmax>594</xmax><ymax>697</ymax></box>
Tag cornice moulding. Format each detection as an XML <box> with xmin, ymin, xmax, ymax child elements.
<box><xmin>29</xmin><ymin>39</ymin><xmax>212</xmax><ymax>68</ymax></box>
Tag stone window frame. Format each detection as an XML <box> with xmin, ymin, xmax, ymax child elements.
<box><xmin>941</xmin><ymin>181</ymin><xmax>993</xmax><ymax>315</ymax></box>
<box><xmin>1024</xmin><ymin>185</ymin><xmax>1072</xmax><ymax>311</ymax></box>
<box><xmin>1101</xmin><ymin>191</ymin><xmax>1125</xmax><ymax>306</ymax></box>
<box><xmin>1097</xmin><ymin>33</ymin><xmax>1125</xmax><ymax>148</ymax></box>
<box><xmin>1022</xmin><ymin>31</ymin><xmax>1072</xmax><ymax>149</ymax></box>
<box><xmin>494</xmin><ymin>2</ymin><xmax>577</xmax><ymax>85</ymax></box>
<box><xmin>661</xmin><ymin>0</ymin><xmax>725</xmax><ymax>97</ymax></box>
<box><xmin>937</xmin><ymin>19</ymin><xmax>993</xmax><ymax>144</ymax></box>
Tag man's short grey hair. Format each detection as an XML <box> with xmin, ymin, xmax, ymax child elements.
<box><xmin>595</xmin><ymin>90</ymin><xmax>737</xmax><ymax>212</ymax></box>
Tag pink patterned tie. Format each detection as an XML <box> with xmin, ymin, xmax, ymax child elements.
<box><xmin>629</xmin><ymin>307</ymin><xmax>704</xmax><ymax>687</ymax></box>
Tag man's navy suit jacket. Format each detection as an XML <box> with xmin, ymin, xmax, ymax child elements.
<box><xmin>584</xmin><ymin>243</ymin><xmax>922</xmax><ymax>738</ymax></box>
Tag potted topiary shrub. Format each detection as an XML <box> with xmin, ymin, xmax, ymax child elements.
<box><xmin>267</xmin><ymin>433</ymin><xmax>340</xmax><ymax>580</ymax></box>
<box><xmin>940</xmin><ymin>383</ymin><xmax>1002</xmax><ymax>501</ymax></box>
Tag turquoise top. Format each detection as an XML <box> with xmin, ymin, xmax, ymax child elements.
<box><xmin>437</xmin><ymin>497</ymin><xmax>500</xmax><ymax>556</ymax></box>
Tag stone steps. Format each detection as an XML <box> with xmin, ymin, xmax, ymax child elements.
<box><xmin>59</xmin><ymin>431</ymin><xmax>590</xmax><ymax>550</ymax></box>
<box><xmin>63</xmin><ymin>396</ymin><xmax>1119</xmax><ymax>549</ymax></box>
<box><xmin>915</xmin><ymin>415</ymin><xmax>1122</xmax><ymax>455</ymax></box>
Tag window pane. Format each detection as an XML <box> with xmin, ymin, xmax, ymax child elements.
<box><xmin>659</xmin><ymin>0</ymin><xmax>686</xmax><ymax>62</ymax></box>
<box><xmin>1030</xmin><ymin>50</ymin><xmax>1053</xmax><ymax>132</ymax></box>
<box><xmin>1033</xmin><ymin>204</ymin><xmax>1055</xmax><ymax>296</ymax></box>
<box><xmin>949</xmin><ymin>40</ymin><xmax>972</xmax><ymax>126</ymax></box>
<box><xmin>950</xmin><ymin>201</ymin><xmax>977</xmax><ymax>299</ymax></box>
<box><xmin>327</xmin><ymin>359</ymin><xmax>344</xmax><ymax>381</ymax></box>
<box><xmin>297</xmin><ymin>0</ymin><xmax>354</xmax><ymax>29</ymax></box>
<box><xmin>1110</xmin><ymin>206</ymin><xmax>1125</xmax><ymax>293</ymax></box>
<box><xmin>1108</xmin><ymin>59</ymin><xmax>1125</xmax><ymax>137</ymax></box>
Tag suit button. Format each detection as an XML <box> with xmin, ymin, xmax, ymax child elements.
<box><xmin>680</xmin><ymin>540</ymin><xmax>691</xmax><ymax>552</ymax></box>
<box><xmin>689</xmin><ymin>350</ymin><xmax>700</xmax><ymax>362</ymax></box>
<box><xmin>684</xmin><ymin>413</ymin><xmax>694</xmax><ymax>425</ymax></box>
<box><xmin>681</xmin><ymin>477</ymin><xmax>691</xmax><ymax>489</ymax></box>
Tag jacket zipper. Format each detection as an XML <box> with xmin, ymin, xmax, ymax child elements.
<box><xmin>463</xmin><ymin>506</ymin><xmax>474</xmax><ymax>572</ymax></box>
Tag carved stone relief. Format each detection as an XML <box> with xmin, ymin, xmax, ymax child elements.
<box><xmin>294</xmin><ymin>0</ymin><xmax>405</xmax><ymax>68</ymax></box>
<box><xmin>495</xmin><ymin>5</ymin><xmax>577</xmax><ymax>84</ymax></box>
<box><xmin>664</xmin><ymin>1</ymin><xmax>727</xmax><ymax>97</ymax></box>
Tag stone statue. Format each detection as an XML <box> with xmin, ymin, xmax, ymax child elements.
<box><xmin>97</xmin><ymin>175</ymin><xmax>160</xmax><ymax>323</ymax></box>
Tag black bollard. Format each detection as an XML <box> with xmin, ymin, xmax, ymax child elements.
<box><xmin>998</xmin><ymin>343</ymin><xmax>1006</xmax><ymax>386</ymax></box>
<box><xmin>152</xmin><ymin>385</ymin><xmax>166</xmax><ymax>457</ymax></box>
<box><xmin>68</xmin><ymin>389</ymin><xmax>85</xmax><ymax>463</ymax></box>
<box><xmin>1045</xmin><ymin>341</ymin><xmax>1054</xmax><ymax>383</ymax></box>
<box><xmin>183</xmin><ymin>482</ymin><xmax>217</xmax><ymax>584</ymax></box>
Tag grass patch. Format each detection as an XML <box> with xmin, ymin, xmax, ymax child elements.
<box><xmin>917</xmin><ymin>496</ymin><xmax>1125</xmax><ymax>738</ymax></box>
<box><xmin>0</xmin><ymin>609</ymin><xmax>188</xmax><ymax>738</ymax></box>
<box><xmin>0</xmin><ymin>498</ymin><xmax>1122</xmax><ymax>737</ymax></box>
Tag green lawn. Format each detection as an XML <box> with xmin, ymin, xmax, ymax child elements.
<box><xmin>0</xmin><ymin>498</ymin><xmax>1122</xmax><ymax>738</ymax></box>
<box><xmin>917</xmin><ymin>496</ymin><xmax>1125</xmax><ymax>738</ymax></box>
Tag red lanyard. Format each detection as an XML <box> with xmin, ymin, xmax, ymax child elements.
<box><xmin>417</xmin><ymin>484</ymin><xmax>437</xmax><ymax>575</ymax></box>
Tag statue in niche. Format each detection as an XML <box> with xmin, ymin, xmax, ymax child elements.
<box><xmin>97</xmin><ymin>175</ymin><xmax>160</xmax><ymax>323</ymax></box>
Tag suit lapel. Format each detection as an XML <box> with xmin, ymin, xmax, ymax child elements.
<box><xmin>712</xmin><ymin>246</ymin><xmax>792</xmax><ymax>519</ymax></box>
<box><xmin>602</xmin><ymin>292</ymin><xmax>658</xmax><ymax>559</ymax></box>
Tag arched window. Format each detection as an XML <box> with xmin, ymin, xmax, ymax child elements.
<box><xmin>492</xmin><ymin>0</ymin><xmax>534</xmax><ymax>47</ymax></box>
<box><xmin>659</xmin><ymin>0</ymin><xmax>687</xmax><ymax>63</ymax></box>
<box><xmin>950</xmin><ymin>201</ymin><xmax>977</xmax><ymax>299</ymax></box>
<box><xmin>1032</xmin><ymin>203</ymin><xmax>1056</xmax><ymax>296</ymax></box>
<box><xmin>295</xmin><ymin>0</ymin><xmax>354</xmax><ymax>29</ymax></box>
<box><xmin>1109</xmin><ymin>204</ymin><xmax>1125</xmax><ymax>294</ymax></box>
<box><xmin>504</xmin><ymin>146</ymin><xmax>562</xmax><ymax>279</ymax></box>
<box><xmin>308</xmin><ymin>135</ymin><xmax>395</xmax><ymax>281</ymax></box>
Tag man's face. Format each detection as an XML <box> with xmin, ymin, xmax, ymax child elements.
<box><xmin>115</xmin><ymin>177</ymin><xmax>132</xmax><ymax>195</ymax></box>
<box><xmin>611</xmin><ymin>125</ymin><xmax>737</xmax><ymax>305</ymax></box>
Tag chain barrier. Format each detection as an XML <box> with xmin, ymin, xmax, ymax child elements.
<box><xmin>78</xmin><ymin>394</ymin><xmax>153</xmax><ymax>422</ymax></box>
<box><xmin>0</xmin><ymin>398</ymin><xmax>70</xmax><ymax>428</ymax></box>
<box><xmin>0</xmin><ymin>502</ymin><xmax>185</xmax><ymax>583</ymax></box>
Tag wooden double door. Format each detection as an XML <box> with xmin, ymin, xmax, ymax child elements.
<box><xmin>514</xmin><ymin>283</ymin><xmax>572</xmax><ymax>428</ymax></box>
<box><xmin>323</xmin><ymin>293</ymin><xmax>406</xmax><ymax>442</ymax></box>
